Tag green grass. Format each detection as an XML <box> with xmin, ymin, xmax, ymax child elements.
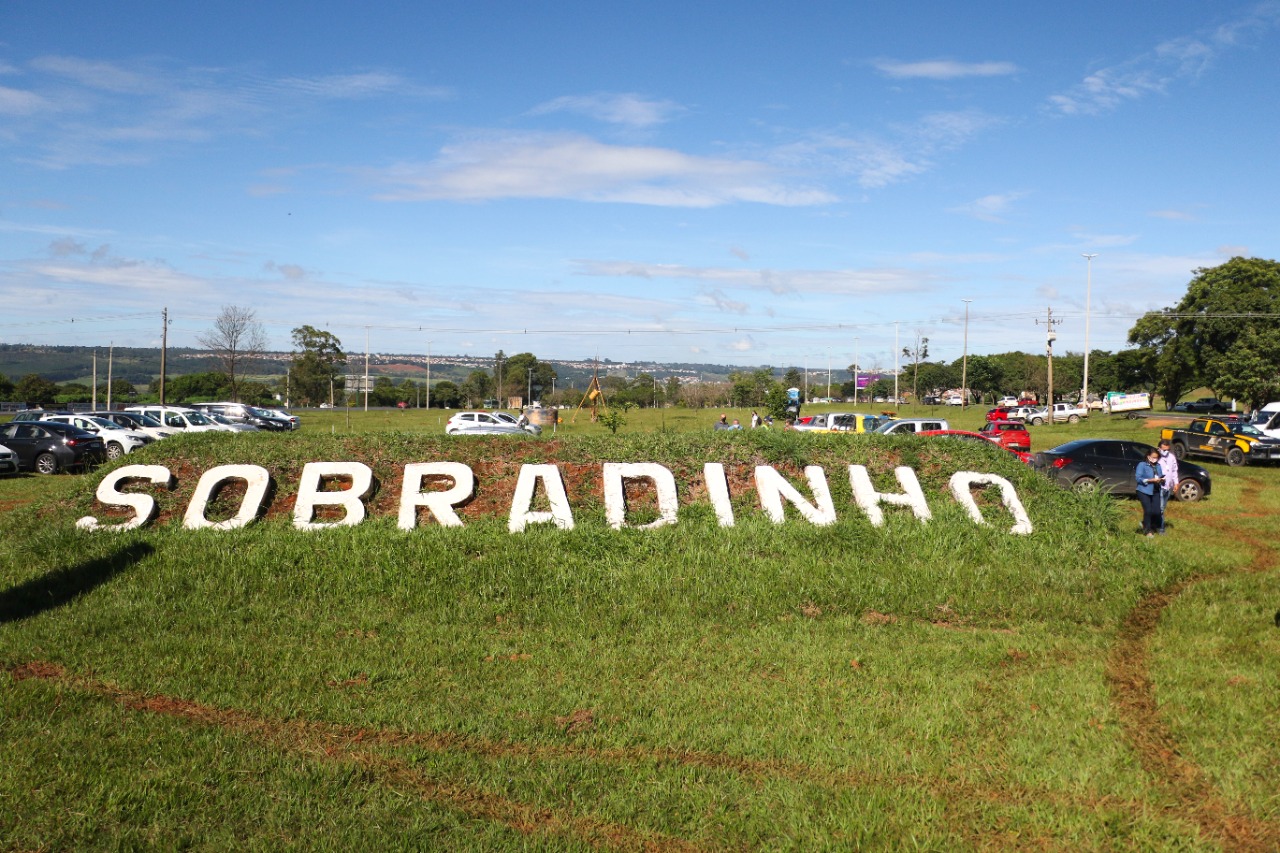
<box><xmin>2</xmin><ymin>411</ymin><xmax>1277</xmax><ymax>849</ymax></box>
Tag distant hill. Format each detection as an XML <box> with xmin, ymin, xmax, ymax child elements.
<box><xmin>0</xmin><ymin>343</ymin><xmax>749</xmax><ymax>389</ymax></box>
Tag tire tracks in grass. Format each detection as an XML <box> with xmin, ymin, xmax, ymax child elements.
<box><xmin>1106</xmin><ymin>473</ymin><xmax>1280</xmax><ymax>850</ymax></box>
<box><xmin>5</xmin><ymin>661</ymin><xmax>699</xmax><ymax>853</ymax></box>
<box><xmin>6</xmin><ymin>658</ymin><xmax>1192</xmax><ymax>846</ymax></box>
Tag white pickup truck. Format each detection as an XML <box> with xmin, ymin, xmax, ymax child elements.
<box><xmin>1026</xmin><ymin>403</ymin><xmax>1088</xmax><ymax>425</ymax></box>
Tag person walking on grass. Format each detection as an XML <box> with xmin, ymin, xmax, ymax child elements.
<box><xmin>1135</xmin><ymin>447</ymin><xmax>1165</xmax><ymax>537</ymax></box>
<box><xmin>1156</xmin><ymin>438</ymin><xmax>1179</xmax><ymax>533</ymax></box>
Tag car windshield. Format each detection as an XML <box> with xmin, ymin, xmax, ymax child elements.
<box><xmin>1232</xmin><ymin>423</ymin><xmax>1265</xmax><ymax>437</ymax></box>
<box><xmin>134</xmin><ymin>414</ymin><xmax>164</xmax><ymax>428</ymax></box>
<box><xmin>249</xmin><ymin>407</ymin><xmax>272</xmax><ymax>417</ymax></box>
<box><xmin>186</xmin><ymin>411</ymin><xmax>215</xmax><ymax>425</ymax></box>
<box><xmin>87</xmin><ymin>417</ymin><xmax>122</xmax><ymax>429</ymax></box>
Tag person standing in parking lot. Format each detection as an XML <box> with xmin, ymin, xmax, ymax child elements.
<box><xmin>1135</xmin><ymin>447</ymin><xmax>1164</xmax><ymax>537</ymax></box>
<box><xmin>1156</xmin><ymin>438</ymin><xmax>1179</xmax><ymax>533</ymax></box>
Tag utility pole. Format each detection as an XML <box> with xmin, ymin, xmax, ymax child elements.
<box><xmin>853</xmin><ymin>337</ymin><xmax>859</xmax><ymax>404</ymax></box>
<box><xmin>961</xmin><ymin>299</ymin><xmax>972</xmax><ymax>408</ymax></box>
<box><xmin>826</xmin><ymin>348</ymin><xmax>832</xmax><ymax>400</ymax></box>
<box><xmin>107</xmin><ymin>343</ymin><xmax>114</xmax><ymax>410</ymax></box>
<box><xmin>1037</xmin><ymin>306</ymin><xmax>1062</xmax><ymax>415</ymax></box>
<box><xmin>894</xmin><ymin>322</ymin><xmax>900</xmax><ymax>406</ymax></box>
<box><xmin>160</xmin><ymin>307</ymin><xmax>168</xmax><ymax>405</ymax></box>
<box><xmin>364</xmin><ymin>326</ymin><xmax>370</xmax><ymax>412</ymax></box>
<box><xmin>1081</xmin><ymin>253</ymin><xmax>1098</xmax><ymax>406</ymax></box>
<box><xmin>426</xmin><ymin>340</ymin><xmax>432</xmax><ymax>410</ymax></box>
<box><xmin>92</xmin><ymin>349</ymin><xmax>98</xmax><ymax>410</ymax></box>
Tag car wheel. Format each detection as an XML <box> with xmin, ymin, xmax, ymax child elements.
<box><xmin>1031</xmin><ymin>417</ymin><xmax>1044</xmax><ymax>426</ymax></box>
<box><xmin>1072</xmin><ymin>475</ymin><xmax>1099</xmax><ymax>492</ymax></box>
<box><xmin>35</xmin><ymin>452</ymin><xmax>59</xmax><ymax>474</ymax></box>
<box><xmin>1171</xmin><ymin>442</ymin><xmax>1186</xmax><ymax>460</ymax></box>
<box><xmin>1175</xmin><ymin>479</ymin><xmax>1203</xmax><ymax>502</ymax></box>
<box><xmin>1226</xmin><ymin>447</ymin><xmax>1245</xmax><ymax>467</ymax></box>
<box><xmin>1067</xmin><ymin>414</ymin><xmax>1081</xmax><ymax>423</ymax></box>
<box><xmin>106</xmin><ymin>442</ymin><xmax>125</xmax><ymax>460</ymax></box>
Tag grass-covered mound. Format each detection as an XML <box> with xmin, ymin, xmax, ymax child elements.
<box><xmin>3</xmin><ymin>431</ymin><xmax>1261</xmax><ymax>849</ymax></box>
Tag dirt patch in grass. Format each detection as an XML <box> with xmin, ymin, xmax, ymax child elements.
<box><xmin>5</xmin><ymin>658</ymin><xmax>1197</xmax><ymax>842</ymax></box>
<box><xmin>1105</xmin><ymin>491</ymin><xmax>1280</xmax><ymax>850</ymax></box>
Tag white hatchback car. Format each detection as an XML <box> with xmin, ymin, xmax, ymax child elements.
<box><xmin>445</xmin><ymin>411</ymin><xmax>536</xmax><ymax>436</ymax></box>
<box><xmin>40</xmin><ymin>414</ymin><xmax>154</xmax><ymax>460</ymax></box>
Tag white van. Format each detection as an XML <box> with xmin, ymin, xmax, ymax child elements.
<box><xmin>126</xmin><ymin>405</ymin><xmax>235</xmax><ymax>433</ymax></box>
<box><xmin>1254</xmin><ymin>402</ymin><xmax>1280</xmax><ymax>438</ymax></box>
<box><xmin>874</xmin><ymin>418</ymin><xmax>950</xmax><ymax>435</ymax></box>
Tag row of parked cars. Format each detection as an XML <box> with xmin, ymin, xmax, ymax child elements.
<box><xmin>0</xmin><ymin>403</ymin><xmax>300</xmax><ymax>475</ymax></box>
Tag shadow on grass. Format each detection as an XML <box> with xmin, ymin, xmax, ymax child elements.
<box><xmin>0</xmin><ymin>542</ymin><xmax>154</xmax><ymax>625</ymax></box>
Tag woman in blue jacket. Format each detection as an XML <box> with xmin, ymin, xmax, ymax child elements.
<box><xmin>1135</xmin><ymin>447</ymin><xmax>1164</xmax><ymax>537</ymax></box>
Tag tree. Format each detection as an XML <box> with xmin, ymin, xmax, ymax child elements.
<box><xmin>0</xmin><ymin>373</ymin><xmax>13</xmax><ymax>401</ymax></box>
<box><xmin>1129</xmin><ymin>257</ymin><xmax>1280</xmax><ymax>408</ymax></box>
<box><xmin>289</xmin><ymin>325</ymin><xmax>346</xmax><ymax>407</ymax></box>
<box><xmin>15</xmin><ymin>373</ymin><xmax>60</xmax><ymax>405</ymax></box>
<box><xmin>728</xmin><ymin>368</ymin><xmax>775</xmax><ymax>407</ymax></box>
<box><xmin>198</xmin><ymin>305</ymin><xmax>268</xmax><ymax>402</ymax></box>
<box><xmin>1207</xmin><ymin>326</ymin><xmax>1280</xmax><ymax>410</ymax></box>
<box><xmin>503</xmin><ymin>352</ymin><xmax>557</xmax><ymax>405</ymax></box>
<box><xmin>431</xmin><ymin>380</ymin><xmax>462</xmax><ymax>409</ymax></box>
<box><xmin>460</xmin><ymin>370</ymin><xmax>492</xmax><ymax>407</ymax></box>
<box><xmin>1128</xmin><ymin>309</ymin><xmax>1198</xmax><ymax>409</ymax></box>
<box><xmin>962</xmin><ymin>355</ymin><xmax>1006</xmax><ymax>405</ymax></box>
<box><xmin>902</xmin><ymin>334</ymin><xmax>929</xmax><ymax>400</ymax></box>
<box><xmin>159</xmin><ymin>371</ymin><xmax>230</xmax><ymax>402</ymax></box>
<box><xmin>664</xmin><ymin>375</ymin><xmax>682</xmax><ymax>407</ymax></box>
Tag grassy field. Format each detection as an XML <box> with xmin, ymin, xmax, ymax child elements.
<box><xmin>1</xmin><ymin>407</ymin><xmax>1277</xmax><ymax>850</ymax></box>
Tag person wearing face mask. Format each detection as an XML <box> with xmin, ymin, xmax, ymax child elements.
<box><xmin>1156</xmin><ymin>438</ymin><xmax>1179</xmax><ymax>534</ymax></box>
<box><xmin>1135</xmin><ymin>447</ymin><xmax>1165</xmax><ymax>537</ymax></box>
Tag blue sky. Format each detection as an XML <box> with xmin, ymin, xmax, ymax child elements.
<box><xmin>3</xmin><ymin>1</ymin><xmax>1278</xmax><ymax>374</ymax></box>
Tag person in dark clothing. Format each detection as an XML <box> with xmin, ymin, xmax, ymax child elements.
<box><xmin>1135</xmin><ymin>447</ymin><xmax>1164</xmax><ymax>537</ymax></box>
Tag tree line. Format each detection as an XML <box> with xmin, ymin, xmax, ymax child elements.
<box><xmin>4</xmin><ymin>258</ymin><xmax>1277</xmax><ymax>411</ymax></box>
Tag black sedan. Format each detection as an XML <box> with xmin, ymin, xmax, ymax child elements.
<box><xmin>1032</xmin><ymin>438</ymin><xmax>1211</xmax><ymax>502</ymax></box>
<box><xmin>0</xmin><ymin>420</ymin><xmax>107</xmax><ymax>474</ymax></box>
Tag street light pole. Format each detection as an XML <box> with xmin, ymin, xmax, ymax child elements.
<box><xmin>426</xmin><ymin>340</ymin><xmax>431</xmax><ymax>410</ymax></box>
<box><xmin>853</xmin><ymin>337</ymin><xmax>859</xmax><ymax>404</ymax></box>
<box><xmin>1081</xmin><ymin>253</ymin><xmax>1098</xmax><ymax>407</ymax></box>
<box><xmin>961</xmin><ymin>299</ymin><xmax>972</xmax><ymax>408</ymax></box>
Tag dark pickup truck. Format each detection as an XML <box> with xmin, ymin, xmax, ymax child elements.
<box><xmin>1160</xmin><ymin>417</ymin><xmax>1280</xmax><ymax>466</ymax></box>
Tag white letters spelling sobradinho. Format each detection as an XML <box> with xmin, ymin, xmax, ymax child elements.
<box><xmin>78</xmin><ymin>461</ymin><xmax>1032</xmax><ymax>536</ymax></box>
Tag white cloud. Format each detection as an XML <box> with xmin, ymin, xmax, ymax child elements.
<box><xmin>873</xmin><ymin>59</ymin><xmax>1018</xmax><ymax>80</ymax></box>
<box><xmin>369</xmin><ymin>133</ymin><xmax>835</xmax><ymax>207</ymax></box>
<box><xmin>30</xmin><ymin>55</ymin><xmax>157</xmax><ymax>94</ymax></box>
<box><xmin>0</xmin><ymin>85</ymin><xmax>52</xmax><ymax>115</ymax></box>
<box><xmin>1149</xmin><ymin>208</ymin><xmax>1197</xmax><ymax>221</ymax></box>
<box><xmin>1047</xmin><ymin>4</ymin><xmax>1280</xmax><ymax>115</ymax></box>
<box><xmin>948</xmin><ymin>191</ymin><xmax>1027</xmax><ymax>223</ymax></box>
<box><xmin>528</xmin><ymin>93</ymin><xmax>683</xmax><ymax>128</ymax></box>
<box><xmin>776</xmin><ymin>110</ymin><xmax>997</xmax><ymax>189</ymax></box>
<box><xmin>571</xmin><ymin>259</ymin><xmax>934</xmax><ymax>296</ymax></box>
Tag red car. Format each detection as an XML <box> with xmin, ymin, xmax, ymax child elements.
<box><xmin>917</xmin><ymin>429</ymin><xmax>1032</xmax><ymax>464</ymax></box>
<box><xmin>979</xmin><ymin>420</ymin><xmax>1031</xmax><ymax>453</ymax></box>
<box><xmin>985</xmin><ymin>406</ymin><xmax>1013</xmax><ymax>422</ymax></box>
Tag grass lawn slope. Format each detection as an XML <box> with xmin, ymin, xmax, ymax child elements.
<box><xmin>2</xmin><ymin>428</ymin><xmax>1278</xmax><ymax>849</ymax></box>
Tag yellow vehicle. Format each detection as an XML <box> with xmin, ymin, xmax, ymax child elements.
<box><xmin>1160</xmin><ymin>417</ymin><xmax>1280</xmax><ymax>467</ymax></box>
<box><xmin>794</xmin><ymin>412</ymin><xmax>892</xmax><ymax>434</ymax></box>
